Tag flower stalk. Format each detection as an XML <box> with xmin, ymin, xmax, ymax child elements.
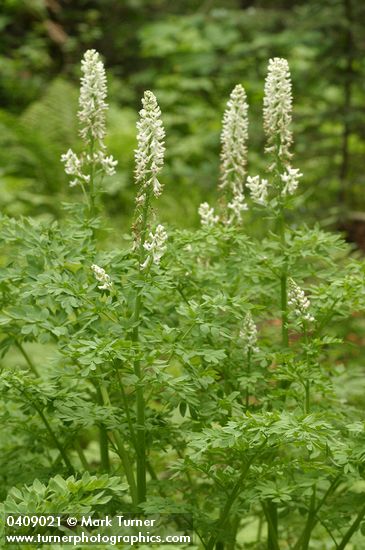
<box><xmin>240</xmin><ymin>312</ymin><xmax>258</xmax><ymax>409</ymax></box>
<box><xmin>219</xmin><ymin>84</ymin><xmax>249</xmax><ymax>224</ymax></box>
<box><xmin>132</xmin><ymin>90</ymin><xmax>166</xmax><ymax>505</ymax></box>
<box><xmin>61</xmin><ymin>49</ymin><xmax>117</xmax><ymax>214</ymax></box>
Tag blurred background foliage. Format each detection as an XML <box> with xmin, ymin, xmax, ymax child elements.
<box><xmin>1</xmin><ymin>0</ymin><xmax>365</xmax><ymax>240</ymax></box>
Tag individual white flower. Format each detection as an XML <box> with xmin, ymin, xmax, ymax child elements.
<box><xmin>240</xmin><ymin>312</ymin><xmax>259</xmax><ymax>353</ymax></box>
<box><xmin>220</xmin><ymin>84</ymin><xmax>249</xmax><ymax>192</ymax></box>
<box><xmin>61</xmin><ymin>50</ymin><xmax>117</xmax><ymax>187</ymax></box>
<box><xmin>91</xmin><ymin>264</ymin><xmax>112</xmax><ymax>290</ymax></box>
<box><xmin>280</xmin><ymin>167</ymin><xmax>303</xmax><ymax>195</ymax></box>
<box><xmin>288</xmin><ymin>279</ymin><xmax>314</xmax><ymax>323</ymax></box>
<box><xmin>135</xmin><ymin>91</ymin><xmax>165</xmax><ymax>200</ymax></box>
<box><xmin>246</xmin><ymin>175</ymin><xmax>269</xmax><ymax>205</ymax></box>
<box><xmin>263</xmin><ymin>58</ymin><xmax>293</xmax><ymax>168</ymax></box>
<box><xmin>198</xmin><ymin>202</ymin><xmax>219</xmax><ymax>227</ymax></box>
<box><xmin>141</xmin><ymin>224</ymin><xmax>168</xmax><ymax>270</ymax></box>
<box><xmin>227</xmin><ymin>187</ymin><xmax>248</xmax><ymax>224</ymax></box>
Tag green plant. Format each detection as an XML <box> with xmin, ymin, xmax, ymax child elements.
<box><xmin>0</xmin><ymin>49</ymin><xmax>364</xmax><ymax>549</ymax></box>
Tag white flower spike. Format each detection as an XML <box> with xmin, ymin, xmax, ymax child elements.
<box><xmin>91</xmin><ymin>264</ymin><xmax>112</xmax><ymax>290</ymax></box>
<box><xmin>135</xmin><ymin>91</ymin><xmax>165</xmax><ymax>202</ymax></box>
<box><xmin>141</xmin><ymin>224</ymin><xmax>168</xmax><ymax>270</ymax></box>
<box><xmin>220</xmin><ymin>84</ymin><xmax>249</xmax><ymax>192</ymax></box>
<box><xmin>263</xmin><ymin>58</ymin><xmax>293</xmax><ymax>168</ymax></box>
<box><xmin>61</xmin><ymin>50</ymin><xmax>117</xmax><ymax>188</ymax></box>
<box><xmin>288</xmin><ymin>279</ymin><xmax>314</xmax><ymax>323</ymax></box>
<box><xmin>78</xmin><ymin>49</ymin><xmax>108</xmax><ymax>145</ymax></box>
<box><xmin>240</xmin><ymin>312</ymin><xmax>259</xmax><ymax>354</ymax></box>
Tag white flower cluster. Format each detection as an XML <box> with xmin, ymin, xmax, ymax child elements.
<box><xmin>61</xmin><ymin>50</ymin><xmax>117</xmax><ymax>187</ymax></box>
<box><xmin>263</xmin><ymin>58</ymin><xmax>293</xmax><ymax>168</ymax></box>
<box><xmin>141</xmin><ymin>224</ymin><xmax>168</xmax><ymax>270</ymax></box>
<box><xmin>288</xmin><ymin>279</ymin><xmax>314</xmax><ymax>323</ymax></box>
<box><xmin>78</xmin><ymin>49</ymin><xmax>108</xmax><ymax>144</ymax></box>
<box><xmin>135</xmin><ymin>91</ymin><xmax>165</xmax><ymax>202</ymax></box>
<box><xmin>280</xmin><ymin>167</ymin><xmax>303</xmax><ymax>195</ymax></box>
<box><xmin>240</xmin><ymin>312</ymin><xmax>259</xmax><ymax>354</ymax></box>
<box><xmin>246</xmin><ymin>175</ymin><xmax>269</xmax><ymax>205</ymax></box>
<box><xmin>220</xmin><ymin>84</ymin><xmax>249</xmax><ymax>191</ymax></box>
<box><xmin>227</xmin><ymin>190</ymin><xmax>248</xmax><ymax>224</ymax></box>
<box><xmin>198</xmin><ymin>202</ymin><xmax>219</xmax><ymax>227</ymax></box>
<box><xmin>62</xmin><ymin>149</ymin><xmax>90</xmax><ymax>187</ymax></box>
<box><xmin>91</xmin><ymin>264</ymin><xmax>112</xmax><ymax>290</ymax></box>
<box><xmin>219</xmin><ymin>85</ymin><xmax>249</xmax><ymax>224</ymax></box>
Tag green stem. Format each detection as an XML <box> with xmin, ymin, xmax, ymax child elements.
<box><xmin>15</xmin><ymin>341</ymin><xmax>39</xmax><ymax>377</ymax></box>
<box><xmin>33</xmin><ymin>402</ymin><xmax>74</xmax><ymax>474</ymax></box>
<box><xmin>301</xmin><ymin>485</ymin><xmax>316</xmax><ymax>550</ymax></box>
<box><xmin>95</xmin><ymin>383</ymin><xmax>110</xmax><ymax>472</ymax></box>
<box><xmin>226</xmin><ymin>516</ymin><xmax>240</xmax><ymax>550</ymax></box>
<box><xmin>79</xmin><ymin>182</ymin><xmax>91</xmax><ymax>209</ymax></box>
<box><xmin>263</xmin><ymin>500</ymin><xmax>280</xmax><ymax>550</ymax></box>
<box><xmin>305</xmin><ymin>380</ymin><xmax>310</xmax><ymax>415</ymax></box>
<box><xmin>246</xmin><ymin>349</ymin><xmax>251</xmax><ymax>409</ymax></box>
<box><xmin>115</xmin><ymin>363</ymin><xmax>137</xmax><ymax>450</ymax></box>
<box><xmin>264</xmin><ymin>206</ymin><xmax>288</xmax><ymax>550</ymax></box>
<box><xmin>257</xmin><ymin>514</ymin><xmax>264</xmax><ymax>544</ymax></box>
<box><xmin>88</xmin><ymin>138</ymin><xmax>96</xmax><ymax>216</ymax></box>
<box><xmin>95</xmin><ymin>372</ymin><xmax>138</xmax><ymax>505</ymax></box>
<box><xmin>279</xmin><ymin>208</ymin><xmax>288</xmax><ymax>348</ymax></box>
<box><xmin>131</xmin><ymin>186</ymin><xmax>153</xmax><ymax>505</ymax></box>
<box><xmin>74</xmin><ymin>440</ymin><xmax>90</xmax><ymax>471</ymax></box>
<box><xmin>111</xmin><ymin>432</ymin><xmax>138</xmax><ymax>506</ymax></box>
<box><xmin>303</xmin><ymin>324</ymin><xmax>310</xmax><ymax>414</ymax></box>
<box><xmin>336</xmin><ymin>501</ymin><xmax>365</xmax><ymax>550</ymax></box>
<box><xmin>206</xmin><ymin>456</ymin><xmax>255</xmax><ymax>550</ymax></box>
<box><xmin>293</xmin><ymin>473</ymin><xmax>342</xmax><ymax>550</ymax></box>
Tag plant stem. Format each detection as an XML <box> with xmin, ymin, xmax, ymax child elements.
<box><xmin>305</xmin><ymin>380</ymin><xmax>310</xmax><ymax>415</ymax></box>
<box><xmin>301</xmin><ymin>485</ymin><xmax>316</xmax><ymax>550</ymax></box>
<box><xmin>131</xmin><ymin>187</ymin><xmax>153</xmax><ymax>505</ymax></box>
<box><xmin>293</xmin><ymin>473</ymin><xmax>342</xmax><ymax>550</ymax></box>
<box><xmin>88</xmin><ymin>138</ymin><xmax>96</xmax><ymax>217</ymax></box>
<box><xmin>95</xmin><ymin>383</ymin><xmax>110</xmax><ymax>472</ymax></box>
<box><xmin>336</xmin><ymin>501</ymin><xmax>365</xmax><ymax>550</ymax></box>
<box><xmin>279</xmin><ymin>208</ymin><xmax>288</xmax><ymax>348</ymax></box>
<box><xmin>206</xmin><ymin>456</ymin><xmax>255</xmax><ymax>550</ymax></box>
<box><xmin>110</xmin><ymin>432</ymin><xmax>138</xmax><ymax>506</ymax></box>
<box><xmin>226</xmin><ymin>516</ymin><xmax>240</xmax><ymax>550</ymax></box>
<box><xmin>95</xmin><ymin>372</ymin><xmax>138</xmax><ymax>505</ymax></box>
<box><xmin>303</xmin><ymin>324</ymin><xmax>310</xmax><ymax>414</ymax></box>
<box><xmin>115</xmin><ymin>363</ymin><xmax>137</xmax><ymax>450</ymax></box>
<box><xmin>257</xmin><ymin>514</ymin><xmax>263</xmax><ymax>544</ymax></box>
<box><xmin>33</xmin><ymin>402</ymin><xmax>74</xmax><ymax>474</ymax></box>
<box><xmin>246</xmin><ymin>349</ymin><xmax>251</xmax><ymax>409</ymax></box>
<box><xmin>263</xmin><ymin>500</ymin><xmax>280</xmax><ymax>550</ymax></box>
<box><xmin>74</xmin><ymin>440</ymin><xmax>90</xmax><ymax>471</ymax></box>
<box><xmin>15</xmin><ymin>341</ymin><xmax>39</xmax><ymax>377</ymax></box>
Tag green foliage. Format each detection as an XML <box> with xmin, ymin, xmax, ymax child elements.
<box><xmin>1</xmin><ymin>11</ymin><xmax>365</xmax><ymax>549</ymax></box>
<box><xmin>3</xmin><ymin>473</ymin><xmax>127</xmax><ymax>515</ymax></box>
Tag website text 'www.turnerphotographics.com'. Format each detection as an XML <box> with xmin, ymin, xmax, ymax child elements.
<box><xmin>4</xmin><ymin>514</ymin><xmax>193</xmax><ymax>546</ymax></box>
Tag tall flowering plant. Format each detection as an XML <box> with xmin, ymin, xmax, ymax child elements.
<box><xmin>61</xmin><ymin>50</ymin><xmax>117</xmax><ymax>210</ymax></box>
<box><xmin>0</xmin><ymin>51</ymin><xmax>364</xmax><ymax>550</ymax></box>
